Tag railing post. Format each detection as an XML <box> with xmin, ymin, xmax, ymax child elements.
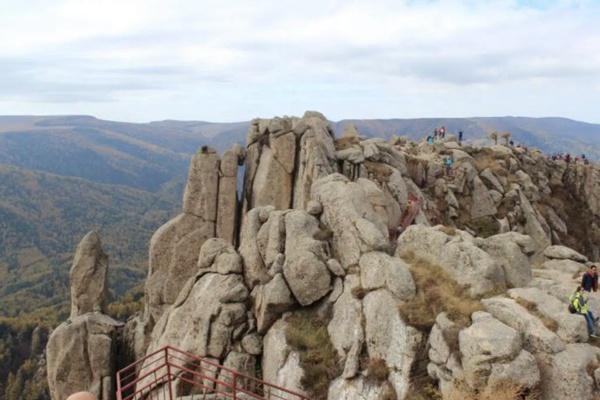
<box><xmin>165</xmin><ymin>347</ymin><xmax>174</xmax><ymax>400</ymax></box>
<box><xmin>232</xmin><ymin>372</ymin><xmax>237</xmax><ymax>400</ymax></box>
<box><xmin>116</xmin><ymin>371</ymin><xmax>122</xmax><ymax>400</ymax></box>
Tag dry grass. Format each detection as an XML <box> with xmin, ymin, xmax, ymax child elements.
<box><xmin>515</xmin><ymin>298</ymin><xmax>559</xmax><ymax>332</ymax></box>
<box><xmin>285</xmin><ymin>311</ymin><xmax>341</xmax><ymax>400</ymax></box>
<box><xmin>334</xmin><ymin>136</ymin><xmax>360</xmax><ymax>150</ymax></box>
<box><xmin>469</xmin><ymin>216</ymin><xmax>500</xmax><ymax>238</ymax></box>
<box><xmin>364</xmin><ymin>358</ymin><xmax>390</xmax><ymax>383</ymax></box>
<box><xmin>314</xmin><ymin>225</ymin><xmax>333</xmax><ymax>241</ymax></box>
<box><xmin>438</xmin><ymin>225</ymin><xmax>458</xmax><ymax>236</ymax></box>
<box><xmin>364</xmin><ymin>161</ymin><xmax>393</xmax><ymax>182</ymax></box>
<box><xmin>407</xmin><ymin>384</ymin><xmax>443</xmax><ymax>400</ymax></box>
<box><xmin>447</xmin><ymin>381</ymin><xmax>540</xmax><ymax>400</ymax></box>
<box><xmin>351</xmin><ymin>286</ymin><xmax>367</xmax><ymax>300</ymax></box>
<box><xmin>473</xmin><ymin>156</ymin><xmax>508</xmax><ymax>176</ymax></box>
<box><xmin>586</xmin><ymin>360</ymin><xmax>599</xmax><ymax>378</ymax></box>
<box><xmin>398</xmin><ymin>250</ymin><xmax>483</xmax><ymax>331</ymax></box>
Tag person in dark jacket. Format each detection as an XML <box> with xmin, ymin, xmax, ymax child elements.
<box><xmin>582</xmin><ymin>265</ymin><xmax>599</xmax><ymax>292</ymax></box>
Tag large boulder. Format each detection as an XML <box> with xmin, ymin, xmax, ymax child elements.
<box><xmin>539</xmin><ymin>344</ymin><xmax>600</xmax><ymax>400</ymax></box>
<box><xmin>292</xmin><ymin>112</ymin><xmax>338</xmax><ymax>209</ymax></box>
<box><xmin>582</xmin><ymin>165</ymin><xmax>600</xmax><ymax>218</ymax></box>
<box><xmin>251</xmin><ymin>145</ymin><xmax>293</xmax><ymax>210</ymax></box>
<box><xmin>459</xmin><ymin>316</ymin><xmax>538</xmax><ymax>389</ymax></box>
<box><xmin>70</xmin><ymin>231</ymin><xmax>109</xmax><ymax>318</ymax></box>
<box><xmin>328</xmin><ymin>377</ymin><xmax>395</xmax><ymax>400</ymax></box>
<box><xmin>518</xmin><ymin>190</ymin><xmax>551</xmax><ymax>252</ymax></box>
<box><xmin>312</xmin><ymin>174</ymin><xmax>389</xmax><ymax>270</ymax></box>
<box><xmin>47</xmin><ymin>313</ymin><xmax>123</xmax><ymax>400</ymax></box>
<box><xmin>145</xmin><ymin>213</ymin><xmax>214</xmax><ymax>324</ymax></box>
<box><xmin>508</xmin><ymin>287</ymin><xmax>588</xmax><ymax>343</ymax></box>
<box><xmin>482</xmin><ymin>297</ymin><xmax>565</xmax><ymax>354</ymax></box>
<box><xmin>544</xmin><ymin>245</ymin><xmax>588</xmax><ymax>263</ymax></box>
<box><xmin>476</xmin><ymin>232</ymin><xmax>533</xmax><ymax>288</ymax></box>
<box><xmin>363</xmin><ymin>289</ymin><xmax>422</xmax><ymax>399</ymax></box>
<box><xmin>470</xmin><ymin>176</ymin><xmax>498</xmax><ymax>219</ymax></box>
<box><xmin>328</xmin><ymin>275</ymin><xmax>364</xmax><ymax>379</ymax></box>
<box><xmin>359</xmin><ymin>252</ymin><xmax>416</xmax><ymax>301</ymax></box>
<box><xmin>252</xmin><ymin>273</ymin><xmax>296</xmax><ymax>334</ymax></box>
<box><xmin>239</xmin><ymin>207</ymin><xmax>272</xmax><ymax>288</ymax></box>
<box><xmin>397</xmin><ymin>225</ymin><xmax>505</xmax><ymax>296</ymax></box>
<box><xmin>146</xmin><ymin>240</ymin><xmax>249</xmax><ymax>362</ymax></box>
<box><xmin>262</xmin><ymin>318</ymin><xmax>308</xmax><ymax>397</ymax></box>
<box><xmin>282</xmin><ymin>211</ymin><xmax>332</xmax><ymax>305</ymax></box>
<box><xmin>147</xmin><ymin>272</ymin><xmax>249</xmax><ymax>359</ymax></box>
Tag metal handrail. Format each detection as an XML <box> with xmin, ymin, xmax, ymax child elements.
<box><xmin>116</xmin><ymin>345</ymin><xmax>310</xmax><ymax>400</ymax></box>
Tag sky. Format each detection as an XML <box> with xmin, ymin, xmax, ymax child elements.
<box><xmin>1</xmin><ymin>0</ymin><xmax>599</xmax><ymax>123</ymax></box>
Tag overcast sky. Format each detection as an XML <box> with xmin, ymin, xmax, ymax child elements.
<box><xmin>1</xmin><ymin>0</ymin><xmax>599</xmax><ymax>123</ymax></box>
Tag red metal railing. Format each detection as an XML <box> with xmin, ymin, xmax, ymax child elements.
<box><xmin>116</xmin><ymin>345</ymin><xmax>310</xmax><ymax>400</ymax></box>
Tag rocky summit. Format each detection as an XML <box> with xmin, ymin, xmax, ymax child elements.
<box><xmin>46</xmin><ymin>112</ymin><xmax>600</xmax><ymax>400</ymax></box>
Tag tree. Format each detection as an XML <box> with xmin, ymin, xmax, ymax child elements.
<box><xmin>488</xmin><ymin>132</ymin><xmax>498</xmax><ymax>145</ymax></box>
<box><xmin>4</xmin><ymin>371</ymin><xmax>23</xmax><ymax>400</ymax></box>
<box><xmin>500</xmin><ymin>131</ymin><xmax>511</xmax><ymax>145</ymax></box>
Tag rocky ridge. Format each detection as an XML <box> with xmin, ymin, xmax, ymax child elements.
<box><xmin>47</xmin><ymin>112</ymin><xmax>600</xmax><ymax>399</ymax></box>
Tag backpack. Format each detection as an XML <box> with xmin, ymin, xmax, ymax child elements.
<box><xmin>568</xmin><ymin>303</ymin><xmax>577</xmax><ymax>314</ymax></box>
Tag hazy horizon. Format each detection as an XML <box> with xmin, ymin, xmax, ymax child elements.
<box><xmin>2</xmin><ymin>113</ymin><xmax>600</xmax><ymax>127</ymax></box>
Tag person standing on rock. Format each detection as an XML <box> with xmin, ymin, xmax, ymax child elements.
<box><xmin>458</xmin><ymin>131</ymin><xmax>463</xmax><ymax>145</ymax></box>
<box><xmin>570</xmin><ymin>286</ymin><xmax>599</xmax><ymax>338</ymax></box>
<box><xmin>582</xmin><ymin>265</ymin><xmax>599</xmax><ymax>292</ymax></box>
<box><xmin>444</xmin><ymin>155</ymin><xmax>454</xmax><ymax>176</ymax></box>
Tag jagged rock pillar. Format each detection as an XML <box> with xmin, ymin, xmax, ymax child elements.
<box><xmin>217</xmin><ymin>145</ymin><xmax>243</xmax><ymax>245</ymax></box>
<box><xmin>144</xmin><ymin>147</ymin><xmax>219</xmax><ymax>327</ymax></box>
<box><xmin>47</xmin><ymin>232</ymin><xmax>123</xmax><ymax>400</ymax></box>
<box><xmin>70</xmin><ymin>231</ymin><xmax>109</xmax><ymax>317</ymax></box>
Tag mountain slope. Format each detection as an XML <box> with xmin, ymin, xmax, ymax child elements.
<box><xmin>0</xmin><ymin>163</ymin><xmax>181</xmax><ymax>316</ymax></box>
<box><xmin>0</xmin><ymin>116</ymin><xmax>247</xmax><ymax>191</ymax></box>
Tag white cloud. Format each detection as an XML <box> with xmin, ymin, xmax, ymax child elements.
<box><xmin>0</xmin><ymin>0</ymin><xmax>599</xmax><ymax>122</ymax></box>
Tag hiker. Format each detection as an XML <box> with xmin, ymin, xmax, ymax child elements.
<box><xmin>433</xmin><ymin>128</ymin><xmax>439</xmax><ymax>141</ymax></box>
<box><xmin>509</xmin><ymin>140</ymin><xmax>514</xmax><ymax>147</ymax></box>
<box><xmin>444</xmin><ymin>155</ymin><xmax>454</xmax><ymax>176</ymax></box>
<box><xmin>583</xmin><ymin>154</ymin><xmax>590</xmax><ymax>165</ymax></box>
<box><xmin>570</xmin><ymin>286</ymin><xmax>599</xmax><ymax>338</ymax></box>
<box><xmin>440</xmin><ymin>126</ymin><xmax>446</xmax><ymax>138</ymax></box>
<box><xmin>427</xmin><ymin>135</ymin><xmax>434</xmax><ymax>145</ymax></box>
<box><xmin>582</xmin><ymin>265</ymin><xmax>599</xmax><ymax>292</ymax></box>
<box><xmin>565</xmin><ymin>153</ymin><xmax>572</xmax><ymax>163</ymax></box>
<box><xmin>458</xmin><ymin>131</ymin><xmax>463</xmax><ymax>145</ymax></box>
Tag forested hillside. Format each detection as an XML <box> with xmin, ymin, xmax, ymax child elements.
<box><xmin>0</xmin><ymin>164</ymin><xmax>182</xmax><ymax>316</ymax></box>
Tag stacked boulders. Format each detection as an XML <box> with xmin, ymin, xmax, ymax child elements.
<box><xmin>138</xmin><ymin>144</ymin><xmax>244</xmax><ymax>357</ymax></box>
<box><xmin>47</xmin><ymin>232</ymin><xmax>123</xmax><ymax>400</ymax></box>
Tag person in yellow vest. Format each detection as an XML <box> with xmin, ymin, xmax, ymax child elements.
<box><xmin>66</xmin><ymin>392</ymin><xmax>96</xmax><ymax>400</ymax></box>
<box><xmin>570</xmin><ymin>286</ymin><xmax>599</xmax><ymax>338</ymax></box>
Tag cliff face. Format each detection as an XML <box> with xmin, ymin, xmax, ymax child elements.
<box><xmin>48</xmin><ymin>112</ymin><xmax>600</xmax><ymax>400</ymax></box>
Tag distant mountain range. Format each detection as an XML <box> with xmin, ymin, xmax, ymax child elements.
<box><xmin>1</xmin><ymin>114</ymin><xmax>600</xmax><ymax>316</ymax></box>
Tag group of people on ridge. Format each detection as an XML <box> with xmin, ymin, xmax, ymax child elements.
<box><xmin>551</xmin><ymin>152</ymin><xmax>589</xmax><ymax>165</ymax></box>
<box><xmin>426</xmin><ymin>127</ymin><xmax>464</xmax><ymax>146</ymax></box>
<box><xmin>570</xmin><ymin>265</ymin><xmax>600</xmax><ymax>338</ymax></box>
